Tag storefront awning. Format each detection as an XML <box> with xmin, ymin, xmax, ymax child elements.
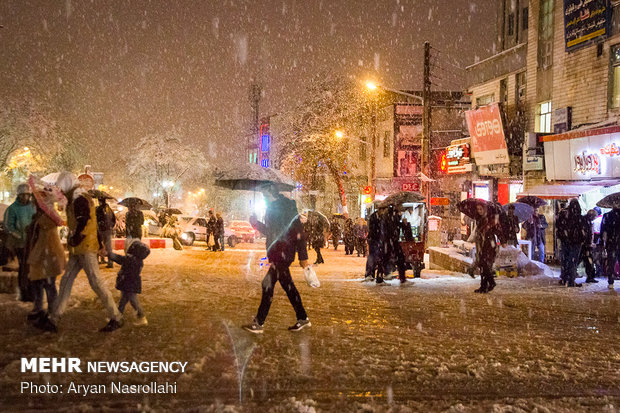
<box><xmin>517</xmin><ymin>180</ymin><xmax>620</xmax><ymax>200</ymax></box>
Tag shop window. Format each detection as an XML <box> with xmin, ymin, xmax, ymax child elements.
<box><xmin>538</xmin><ymin>0</ymin><xmax>553</xmax><ymax>69</ymax></box>
<box><xmin>475</xmin><ymin>94</ymin><xmax>494</xmax><ymax>108</ymax></box>
<box><xmin>360</xmin><ymin>136</ymin><xmax>367</xmax><ymax>161</ymax></box>
<box><xmin>522</xmin><ymin>6</ymin><xmax>529</xmax><ymax>30</ymax></box>
<box><xmin>536</xmin><ymin>101</ymin><xmax>552</xmax><ymax>133</ymax></box>
<box><xmin>383</xmin><ymin>131</ymin><xmax>390</xmax><ymax>158</ymax></box>
<box><xmin>610</xmin><ymin>44</ymin><xmax>620</xmax><ymax>108</ymax></box>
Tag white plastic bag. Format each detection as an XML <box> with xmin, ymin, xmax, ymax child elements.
<box><xmin>304</xmin><ymin>265</ymin><xmax>320</xmax><ymax>288</ymax></box>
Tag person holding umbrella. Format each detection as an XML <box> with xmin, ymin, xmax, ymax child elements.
<box><xmin>556</xmin><ymin>199</ymin><xmax>588</xmax><ymax>287</ymax></box>
<box><xmin>523</xmin><ymin>207</ymin><xmax>548</xmax><ymax>262</ymax></box>
<box><xmin>502</xmin><ymin>204</ymin><xmax>520</xmax><ymax>247</ymax></box>
<box><xmin>125</xmin><ymin>202</ymin><xmax>144</xmax><ymax>245</ymax></box>
<box><xmin>600</xmin><ymin>199</ymin><xmax>620</xmax><ymax>290</ymax></box>
<box><xmin>243</xmin><ymin>183</ymin><xmax>310</xmax><ymax>333</ymax></box>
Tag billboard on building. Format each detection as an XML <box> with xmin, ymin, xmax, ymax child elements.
<box><xmin>564</xmin><ymin>0</ymin><xmax>610</xmax><ymax>52</ymax></box>
<box><xmin>394</xmin><ymin>104</ymin><xmax>422</xmax><ymax>180</ymax></box>
<box><xmin>465</xmin><ymin>103</ymin><xmax>509</xmax><ymax>166</ymax></box>
<box><xmin>396</xmin><ymin>150</ymin><xmax>419</xmax><ymax>177</ymax></box>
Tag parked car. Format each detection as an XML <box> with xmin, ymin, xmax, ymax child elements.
<box><xmin>178</xmin><ymin>216</ymin><xmax>209</xmax><ymax>246</ymax></box>
<box><xmin>226</xmin><ymin>220</ymin><xmax>257</xmax><ymax>243</ymax></box>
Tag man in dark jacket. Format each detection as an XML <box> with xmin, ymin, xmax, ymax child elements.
<box><xmin>381</xmin><ymin>205</ymin><xmax>408</xmax><ymax>284</ymax></box>
<box><xmin>243</xmin><ymin>184</ymin><xmax>310</xmax><ymax>333</ymax></box>
<box><xmin>206</xmin><ymin>210</ymin><xmax>216</xmax><ymax>247</ymax></box>
<box><xmin>473</xmin><ymin>204</ymin><xmax>505</xmax><ymax>293</ymax></box>
<box><xmin>601</xmin><ymin>202</ymin><xmax>620</xmax><ymax>290</ymax></box>
<box><xmin>125</xmin><ymin>203</ymin><xmax>144</xmax><ymax>242</ymax></box>
<box><xmin>556</xmin><ymin>199</ymin><xmax>587</xmax><ymax>287</ymax></box>
<box><xmin>96</xmin><ymin>197</ymin><xmax>116</xmax><ymax>268</ymax></box>
<box><xmin>213</xmin><ymin>212</ymin><xmax>225</xmax><ymax>251</ymax></box>
<box><xmin>581</xmin><ymin>210</ymin><xmax>598</xmax><ymax>283</ymax></box>
<box><xmin>523</xmin><ymin>207</ymin><xmax>548</xmax><ymax>262</ymax></box>
<box><xmin>330</xmin><ymin>220</ymin><xmax>341</xmax><ymax>250</ymax></box>
<box><xmin>502</xmin><ymin>204</ymin><xmax>520</xmax><ymax>247</ymax></box>
<box><xmin>365</xmin><ymin>211</ymin><xmax>382</xmax><ymax>281</ymax></box>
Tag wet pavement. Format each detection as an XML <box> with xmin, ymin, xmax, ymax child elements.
<box><xmin>1</xmin><ymin>242</ymin><xmax>619</xmax><ymax>412</ymax></box>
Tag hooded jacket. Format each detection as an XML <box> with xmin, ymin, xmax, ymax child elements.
<box><xmin>110</xmin><ymin>240</ymin><xmax>150</xmax><ymax>294</ymax></box>
<box><xmin>252</xmin><ymin>194</ymin><xmax>308</xmax><ymax>265</ymax></box>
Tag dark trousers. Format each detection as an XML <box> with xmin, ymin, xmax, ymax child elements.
<box><xmin>118</xmin><ymin>291</ymin><xmax>144</xmax><ymax>317</ymax></box>
<box><xmin>562</xmin><ymin>243</ymin><xmax>582</xmax><ymax>286</ymax></box>
<box><xmin>32</xmin><ymin>277</ymin><xmax>57</xmax><ymax>313</ymax></box>
<box><xmin>313</xmin><ymin>246</ymin><xmax>324</xmax><ymax>263</ymax></box>
<box><xmin>344</xmin><ymin>241</ymin><xmax>355</xmax><ymax>255</ymax></box>
<box><xmin>356</xmin><ymin>238</ymin><xmax>367</xmax><ymax>257</ymax></box>
<box><xmin>581</xmin><ymin>245</ymin><xmax>595</xmax><ymax>280</ymax></box>
<box><xmin>605</xmin><ymin>246</ymin><xmax>620</xmax><ymax>285</ymax></box>
<box><xmin>16</xmin><ymin>247</ymin><xmax>33</xmax><ymax>302</ymax></box>
<box><xmin>213</xmin><ymin>234</ymin><xmax>221</xmax><ymax>251</ymax></box>
<box><xmin>479</xmin><ymin>261</ymin><xmax>496</xmax><ymax>291</ymax></box>
<box><xmin>256</xmin><ymin>263</ymin><xmax>307</xmax><ymax>325</ymax></box>
<box><xmin>365</xmin><ymin>246</ymin><xmax>380</xmax><ymax>279</ymax></box>
<box><xmin>332</xmin><ymin>237</ymin><xmax>340</xmax><ymax>250</ymax></box>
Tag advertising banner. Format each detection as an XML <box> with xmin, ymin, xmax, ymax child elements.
<box><xmin>465</xmin><ymin>103</ymin><xmax>509</xmax><ymax>166</ymax></box>
<box><xmin>445</xmin><ymin>142</ymin><xmax>473</xmax><ymax>174</ymax></box>
<box><xmin>564</xmin><ymin>0</ymin><xmax>610</xmax><ymax>52</ymax></box>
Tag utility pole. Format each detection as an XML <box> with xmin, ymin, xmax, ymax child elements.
<box><xmin>369</xmin><ymin>101</ymin><xmax>377</xmax><ymax>199</ymax></box>
<box><xmin>422</xmin><ymin>41</ymin><xmax>432</xmax><ymax>208</ymax></box>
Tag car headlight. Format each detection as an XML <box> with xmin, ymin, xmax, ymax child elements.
<box><xmin>181</xmin><ymin>233</ymin><xmax>188</xmax><ymax>240</ymax></box>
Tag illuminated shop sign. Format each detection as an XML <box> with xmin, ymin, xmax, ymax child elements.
<box><xmin>600</xmin><ymin>142</ymin><xmax>619</xmax><ymax>157</ymax></box>
<box><xmin>573</xmin><ymin>151</ymin><xmax>601</xmax><ymax>175</ymax></box>
<box><xmin>445</xmin><ymin>143</ymin><xmax>473</xmax><ymax>174</ymax></box>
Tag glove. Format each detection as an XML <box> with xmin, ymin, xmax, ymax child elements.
<box><xmin>68</xmin><ymin>233</ymin><xmax>85</xmax><ymax>247</ymax></box>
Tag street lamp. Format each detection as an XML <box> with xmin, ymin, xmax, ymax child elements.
<box><xmin>334</xmin><ymin>130</ymin><xmax>344</xmax><ymax>139</ymax></box>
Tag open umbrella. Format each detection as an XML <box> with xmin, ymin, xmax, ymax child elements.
<box><xmin>214</xmin><ymin>164</ymin><xmax>296</xmax><ymax>192</ymax></box>
<box><xmin>89</xmin><ymin>189</ymin><xmax>114</xmax><ymax>200</ymax></box>
<box><xmin>596</xmin><ymin>192</ymin><xmax>620</xmax><ymax>209</ymax></box>
<box><xmin>160</xmin><ymin>207</ymin><xmax>183</xmax><ymax>215</ymax></box>
<box><xmin>503</xmin><ymin>202</ymin><xmax>534</xmax><ymax>223</ymax></box>
<box><xmin>458</xmin><ymin>198</ymin><xmax>494</xmax><ymax>219</ymax></box>
<box><xmin>518</xmin><ymin>195</ymin><xmax>547</xmax><ymax>208</ymax></box>
<box><xmin>377</xmin><ymin>191</ymin><xmax>425</xmax><ymax>209</ymax></box>
<box><xmin>119</xmin><ymin>197</ymin><xmax>152</xmax><ymax>210</ymax></box>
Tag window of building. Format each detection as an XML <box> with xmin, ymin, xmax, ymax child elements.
<box><xmin>536</xmin><ymin>101</ymin><xmax>552</xmax><ymax>133</ymax></box>
<box><xmin>360</xmin><ymin>136</ymin><xmax>367</xmax><ymax>161</ymax></box>
<box><xmin>508</xmin><ymin>13</ymin><xmax>515</xmax><ymax>36</ymax></box>
<box><xmin>475</xmin><ymin>94</ymin><xmax>494</xmax><ymax>108</ymax></box>
<box><xmin>610</xmin><ymin>44</ymin><xmax>620</xmax><ymax>108</ymax></box>
<box><xmin>383</xmin><ymin>131</ymin><xmax>391</xmax><ymax>158</ymax></box>
<box><xmin>538</xmin><ymin>0</ymin><xmax>553</xmax><ymax>69</ymax></box>
<box><xmin>522</xmin><ymin>6</ymin><xmax>529</xmax><ymax>30</ymax></box>
<box><xmin>515</xmin><ymin>71</ymin><xmax>526</xmax><ymax>103</ymax></box>
<box><xmin>500</xmin><ymin>78</ymin><xmax>508</xmax><ymax>106</ymax></box>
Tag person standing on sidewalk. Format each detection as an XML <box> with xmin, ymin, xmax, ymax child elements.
<box><xmin>4</xmin><ymin>183</ymin><xmax>36</xmax><ymax>302</ymax></box>
<box><xmin>206</xmin><ymin>209</ymin><xmax>216</xmax><ymax>249</ymax></box>
<box><xmin>473</xmin><ymin>204</ymin><xmax>504</xmax><ymax>293</ymax></box>
<box><xmin>601</xmin><ymin>201</ymin><xmax>620</xmax><ymax>290</ymax></box>
<box><xmin>556</xmin><ymin>199</ymin><xmax>587</xmax><ymax>288</ymax></box>
<box><xmin>96</xmin><ymin>197</ymin><xmax>116</xmax><ymax>268</ymax></box>
<box><xmin>581</xmin><ymin>209</ymin><xmax>598</xmax><ymax>283</ymax></box>
<box><xmin>125</xmin><ymin>203</ymin><xmax>144</xmax><ymax>245</ymax></box>
<box><xmin>214</xmin><ymin>212</ymin><xmax>225</xmax><ymax>251</ymax></box>
<box><xmin>36</xmin><ymin>172</ymin><xmax>123</xmax><ymax>333</ymax></box>
<box><xmin>243</xmin><ymin>184</ymin><xmax>310</xmax><ymax>333</ymax></box>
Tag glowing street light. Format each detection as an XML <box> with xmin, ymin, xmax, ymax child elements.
<box><xmin>365</xmin><ymin>81</ymin><xmax>378</xmax><ymax>91</ymax></box>
<box><xmin>334</xmin><ymin>130</ymin><xmax>344</xmax><ymax>139</ymax></box>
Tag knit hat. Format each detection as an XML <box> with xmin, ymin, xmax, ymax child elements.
<box><xmin>16</xmin><ymin>183</ymin><xmax>31</xmax><ymax>195</ymax></box>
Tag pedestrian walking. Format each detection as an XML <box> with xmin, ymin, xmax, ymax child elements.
<box><xmin>125</xmin><ymin>203</ymin><xmax>144</xmax><ymax>244</ymax></box>
<box><xmin>310</xmin><ymin>214</ymin><xmax>325</xmax><ymax>264</ymax></box>
<box><xmin>472</xmin><ymin>204</ymin><xmax>504</xmax><ymax>293</ymax></box>
<box><xmin>96</xmin><ymin>197</ymin><xmax>116</xmax><ymax>268</ymax></box>
<box><xmin>523</xmin><ymin>207</ymin><xmax>548</xmax><ymax>262</ymax></box>
<box><xmin>379</xmin><ymin>205</ymin><xmax>408</xmax><ymax>284</ymax></box>
<box><xmin>36</xmin><ymin>172</ymin><xmax>122</xmax><ymax>333</ymax></box>
<box><xmin>243</xmin><ymin>183</ymin><xmax>310</xmax><ymax>333</ymax></box>
<box><xmin>581</xmin><ymin>209</ymin><xmax>598</xmax><ymax>283</ymax></box>
<box><xmin>502</xmin><ymin>204</ymin><xmax>520</xmax><ymax>247</ymax></box>
<box><xmin>600</xmin><ymin>201</ymin><xmax>620</xmax><ymax>290</ymax></box>
<box><xmin>3</xmin><ymin>183</ymin><xmax>36</xmax><ymax>302</ymax></box>
<box><xmin>213</xmin><ymin>212</ymin><xmax>225</xmax><ymax>251</ymax></box>
<box><xmin>206</xmin><ymin>209</ymin><xmax>216</xmax><ymax>248</ymax></box>
<box><xmin>556</xmin><ymin>199</ymin><xmax>587</xmax><ymax>288</ymax></box>
<box><xmin>25</xmin><ymin>193</ymin><xmax>65</xmax><ymax>322</ymax></box>
<box><xmin>354</xmin><ymin>217</ymin><xmax>368</xmax><ymax>257</ymax></box>
<box><xmin>108</xmin><ymin>240</ymin><xmax>150</xmax><ymax>326</ymax></box>
<box><xmin>330</xmin><ymin>219</ymin><xmax>341</xmax><ymax>250</ymax></box>
<box><xmin>343</xmin><ymin>218</ymin><xmax>355</xmax><ymax>255</ymax></box>
<box><xmin>365</xmin><ymin>211</ymin><xmax>382</xmax><ymax>281</ymax></box>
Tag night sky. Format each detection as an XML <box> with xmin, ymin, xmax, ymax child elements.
<box><xmin>0</xmin><ymin>0</ymin><xmax>497</xmax><ymax>173</ymax></box>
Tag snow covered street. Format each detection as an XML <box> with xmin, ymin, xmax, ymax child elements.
<box><xmin>1</xmin><ymin>242</ymin><xmax>619</xmax><ymax>412</ymax></box>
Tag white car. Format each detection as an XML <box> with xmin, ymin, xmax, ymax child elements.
<box><xmin>178</xmin><ymin>216</ymin><xmax>241</xmax><ymax>247</ymax></box>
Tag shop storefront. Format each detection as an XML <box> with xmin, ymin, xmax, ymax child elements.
<box><xmin>517</xmin><ymin>125</ymin><xmax>620</xmax><ymax>260</ymax></box>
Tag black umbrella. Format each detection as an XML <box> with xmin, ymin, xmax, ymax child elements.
<box><xmin>119</xmin><ymin>197</ymin><xmax>152</xmax><ymax>210</ymax></box>
<box><xmin>89</xmin><ymin>189</ymin><xmax>114</xmax><ymax>200</ymax></box>
<box><xmin>214</xmin><ymin>164</ymin><xmax>296</xmax><ymax>192</ymax></box>
<box><xmin>458</xmin><ymin>198</ymin><xmax>494</xmax><ymax>219</ymax></box>
<box><xmin>160</xmin><ymin>207</ymin><xmax>183</xmax><ymax>215</ymax></box>
<box><xmin>596</xmin><ymin>192</ymin><xmax>620</xmax><ymax>209</ymax></box>
<box><xmin>503</xmin><ymin>202</ymin><xmax>534</xmax><ymax>223</ymax></box>
<box><xmin>377</xmin><ymin>191</ymin><xmax>425</xmax><ymax>209</ymax></box>
<box><xmin>518</xmin><ymin>195</ymin><xmax>547</xmax><ymax>208</ymax></box>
